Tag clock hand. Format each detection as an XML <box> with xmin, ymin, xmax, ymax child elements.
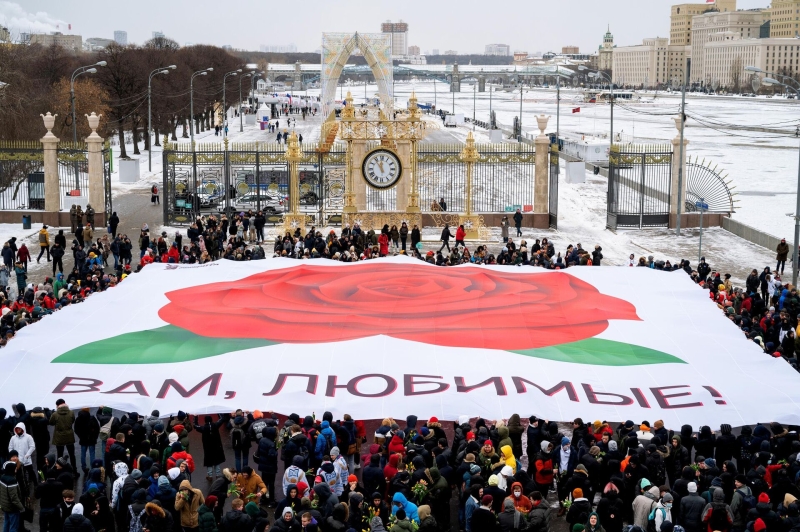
<box><xmin>378</xmin><ymin>161</ymin><xmax>385</xmax><ymax>173</ymax></box>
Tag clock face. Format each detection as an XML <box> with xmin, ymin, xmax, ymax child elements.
<box><xmin>362</xmin><ymin>149</ymin><xmax>402</xmax><ymax>189</ymax></box>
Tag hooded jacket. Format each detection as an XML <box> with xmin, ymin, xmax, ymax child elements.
<box><xmin>0</xmin><ymin>467</ymin><xmax>25</xmax><ymax>512</ymax></box>
<box><xmin>312</xmin><ymin>482</ymin><xmax>338</xmax><ymax>519</ymax></box>
<box><xmin>8</xmin><ymin>422</ymin><xmax>35</xmax><ymax>466</ymax></box>
<box><xmin>175</xmin><ymin>480</ymin><xmax>205</xmax><ymax>528</ymax></box>
<box><xmin>111</xmin><ymin>462</ymin><xmax>129</xmax><ymax>509</ymax></box>
<box><xmin>392</xmin><ymin>492</ymin><xmax>420</xmax><ymax>524</ymax></box>
<box><xmin>632</xmin><ymin>486</ymin><xmax>660</xmax><ymax>528</ymax></box>
<box><xmin>534</xmin><ymin>440</ymin><xmax>555</xmax><ymax>485</ymax></box>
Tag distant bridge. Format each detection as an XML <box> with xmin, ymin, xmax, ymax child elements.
<box><xmin>266</xmin><ymin>62</ymin><xmax>576</xmax><ymax>91</ymax></box>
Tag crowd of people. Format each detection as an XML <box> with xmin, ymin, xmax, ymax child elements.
<box><xmin>1</xmin><ymin>404</ymin><xmax>799</xmax><ymax>532</ymax></box>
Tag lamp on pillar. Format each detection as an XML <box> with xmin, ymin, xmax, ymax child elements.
<box><xmin>459</xmin><ymin>131</ymin><xmax>481</xmax><ymax>239</ymax></box>
<box><xmin>282</xmin><ymin>130</ymin><xmax>307</xmax><ymax>232</ymax></box>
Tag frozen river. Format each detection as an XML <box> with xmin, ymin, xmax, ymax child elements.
<box><xmin>307</xmin><ymin>79</ymin><xmax>800</xmax><ymax>239</ymax></box>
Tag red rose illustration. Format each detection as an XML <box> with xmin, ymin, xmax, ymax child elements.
<box><xmin>158</xmin><ymin>263</ymin><xmax>640</xmax><ymax>351</ymax></box>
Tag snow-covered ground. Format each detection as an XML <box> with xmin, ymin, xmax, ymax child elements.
<box><xmin>383</xmin><ymin>80</ymin><xmax>798</xmax><ymax>241</ymax></box>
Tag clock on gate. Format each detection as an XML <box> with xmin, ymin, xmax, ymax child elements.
<box><xmin>361</xmin><ymin>148</ymin><xmax>402</xmax><ymax>189</ymax></box>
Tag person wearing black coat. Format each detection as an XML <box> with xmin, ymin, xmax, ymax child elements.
<box><xmin>35</xmin><ymin>476</ymin><xmax>65</xmax><ymax>532</ymax></box>
<box><xmin>193</xmin><ymin>415</ymin><xmax>227</xmax><ymax>481</ymax></box>
<box><xmin>597</xmin><ymin>487</ymin><xmax>625</xmax><ymax>532</ymax></box>
<box><xmin>74</xmin><ymin>409</ymin><xmax>100</xmax><ymax>474</ymax></box>
<box><xmin>362</xmin><ymin>453</ymin><xmax>385</xmax><ymax>496</ymax></box>
<box><xmin>220</xmin><ymin>500</ymin><xmax>253</xmax><ymax>532</ymax></box>
<box><xmin>252</xmin><ymin>427</ymin><xmax>278</xmax><ymax>506</ymax></box>
<box><xmin>525</xmin><ymin>418</ymin><xmax>545</xmax><ymax>469</ymax></box>
<box><xmin>63</xmin><ymin>505</ymin><xmax>95</xmax><ymax>532</ymax></box>
<box><xmin>471</xmin><ymin>497</ymin><xmax>497</xmax><ymax>532</ymax></box>
<box><xmin>281</xmin><ymin>427</ymin><xmax>309</xmax><ymax>471</ymax></box>
<box><xmin>695</xmin><ymin>427</ymin><xmax>716</xmax><ymax>464</ymax></box>
<box><xmin>680</xmin><ymin>483</ymin><xmax>707</xmax><ymax>532</ymax></box>
<box><xmin>715</xmin><ymin>425</ymin><xmax>738</xmax><ymax>467</ymax></box>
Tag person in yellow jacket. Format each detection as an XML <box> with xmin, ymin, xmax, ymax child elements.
<box><xmin>175</xmin><ymin>479</ymin><xmax>205</xmax><ymax>529</ymax></box>
<box><xmin>37</xmin><ymin>225</ymin><xmax>50</xmax><ymax>263</ymax></box>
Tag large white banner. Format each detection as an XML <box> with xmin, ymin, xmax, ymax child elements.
<box><xmin>2</xmin><ymin>257</ymin><xmax>798</xmax><ymax>426</ymax></box>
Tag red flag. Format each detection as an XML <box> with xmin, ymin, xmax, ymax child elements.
<box><xmin>68</xmin><ymin>24</ymin><xmax>72</xmax><ymax>30</ymax></box>
<box><xmin>572</xmin><ymin>107</ymin><xmax>581</xmax><ymax>113</ymax></box>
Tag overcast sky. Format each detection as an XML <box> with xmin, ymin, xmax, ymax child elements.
<box><xmin>5</xmin><ymin>0</ymin><xmax>769</xmax><ymax>54</ymax></box>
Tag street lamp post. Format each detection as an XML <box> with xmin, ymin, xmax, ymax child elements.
<box><xmin>222</xmin><ymin>69</ymin><xmax>241</xmax><ymax>138</ymax></box>
<box><xmin>251</xmin><ymin>73</ymin><xmax>263</xmax><ymax>116</ymax></box>
<box><xmin>148</xmin><ymin>64</ymin><xmax>176</xmax><ymax>172</ymax></box>
<box><xmin>190</xmin><ymin>68</ymin><xmax>213</xmax><ymax>143</ymax></box>
<box><xmin>764</xmin><ymin>77</ymin><xmax>800</xmax><ymax>285</ymax></box>
<box><xmin>472</xmin><ymin>83</ymin><xmax>476</xmax><ymax>131</ymax></box>
<box><xmin>239</xmin><ymin>73</ymin><xmax>252</xmax><ymax>133</ymax></box>
<box><xmin>70</xmin><ymin>61</ymin><xmax>106</xmax><ymax>144</ymax></box>
<box><xmin>519</xmin><ymin>84</ymin><xmax>524</xmax><ymax>142</ymax></box>
<box><xmin>556</xmin><ymin>69</ymin><xmax>561</xmax><ymax>141</ymax></box>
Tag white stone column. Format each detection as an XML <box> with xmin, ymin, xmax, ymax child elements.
<box><xmin>85</xmin><ymin>113</ymin><xmax>105</xmax><ymax>212</ymax></box>
<box><xmin>534</xmin><ymin>115</ymin><xmax>550</xmax><ymax>216</ymax></box>
<box><xmin>670</xmin><ymin>116</ymin><xmax>689</xmax><ymax>219</ymax></box>
<box><xmin>40</xmin><ymin>113</ymin><xmax>60</xmax><ymax>213</ymax></box>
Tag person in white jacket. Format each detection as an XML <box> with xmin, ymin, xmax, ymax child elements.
<box><xmin>8</xmin><ymin>422</ymin><xmax>35</xmax><ymax>491</ymax></box>
<box><xmin>110</xmin><ymin>462</ymin><xmax>129</xmax><ymax>509</ymax></box>
<box><xmin>8</xmin><ymin>423</ymin><xmax>34</xmax><ymax>467</ymax></box>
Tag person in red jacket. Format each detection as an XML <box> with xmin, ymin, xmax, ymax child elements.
<box><xmin>140</xmin><ymin>250</ymin><xmax>155</xmax><ymax>266</ymax></box>
<box><xmin>167</xmin><ymin>243</ymin><xmax>180</xmax><ymax>263</ymax></box>
<box><xmin>383</xmin><ymin>453</ymin><xmax>401</xmax><ymax>484</ymax></box>
<box><xmin>455</xmin><ymin>225</ymin><xmax>466</xmax><ymax>248</ymax></box>
<box><xmin>378</xmin><ymin>232</ymin><xmax>389</xmax><ymax>257</ymax></box>
<box><xmin>16</xmin><ymin>243</ymin><xmax>30</xmax><ymax>271</ymax></box>
<box><xmin>388</xmin><ymin>432</ymin><xmax>406</xmax><ymax>456</ymax></box>
<box><xmin>533</xmin><ymin>440</ymin><xmax>555</xmax><ymax>493</ymax></box>
<box><xmin>166</xmin><ymin>442</ymin><xmax>196</xmax><ymax>473</ymax></box>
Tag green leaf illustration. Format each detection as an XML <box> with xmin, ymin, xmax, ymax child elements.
<box><xmin>511</xmin><ymin>338</ymin><xmax>685</xmax><ymax>366</ymax></box>
<box><xmin>52</xmin><ymin>325</ymin><xmax>277</xmax><ymax>365</ymax></box>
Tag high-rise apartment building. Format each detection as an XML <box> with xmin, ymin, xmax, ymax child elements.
<box><xmin>485</xmin><ymin>43</ymin><xmax>511</xmax><ymax>56</ymax></box>
<box><xmin>612</xmin><ymin>37</ymin><xmax>670</xmax><ymax>86</ymax></box>
<box><xmin>408</xmin><ymin>45</ymin><xmax>420</xmax><ymax>56</ymax></box>
<box><xmin>562</xmin><ymin>45</ymin><xmax>580</xmax><ymax>54</ymax></box>
<box><xmin>381</xmin><ymin>20</ymin><xmax>408</xmax><ymax>57</ymax></box>
<box><xmin>114</xmin><ymin>30</ymin><xmax>127</xmax><ymax>45</ymax></box>
<box><xmin>770</xmin><ymin>0</ymin><xmax>800</xmax><ymax>37</ymax></box>
<box><xmin>670</xmin><ymin>0</ymin><xmax>736</xmax><ymax>46</ymax></box>
<box><xmin>689</xmin><ymin>9</ymin><xmax>766</xmax><ymax>82</ymax></box>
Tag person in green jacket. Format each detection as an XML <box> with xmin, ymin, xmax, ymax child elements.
<box><xmin>49</xmin><ymin>399</ymin><xmax>76</xmax><ymax>471</ymax></box>
<box><xmin>197</xmin><ymin>496</ymin><xmax>218</xmax><ymax>532</ymax></box>
<box><xmin>0</xmin><ymin>461</ymin><xmax>26</xmax><ymax>532</ymax></box>
<box><xmin>13</xmin><ymin>262</ymin><xmax>26</xmax><ymax>296</ymax></box>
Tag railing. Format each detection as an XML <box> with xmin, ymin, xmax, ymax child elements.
<box><xmin>0</xmin><ymin>142</ymin><xmax>45</xmax><ymax>210</ymax></box>
<box><xmin>722</xmin><ymin>217</ymin><xmax>785</xmax><ymax>252</ymax></box>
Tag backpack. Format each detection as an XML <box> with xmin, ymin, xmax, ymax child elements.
<box><xmin>708</xmin><ymin>503</ymin><xmax>731</xmax><ymax>532</ymax></box>
<box><xmin>647</xmin><ymin>506</ymin><xmax>665</xmax><ymax>532</ymax></box>
<box><xmin>739</xmin><ymin>437</ymin><xmax>754</xmax><ymax>464</ymax></box>
<box><xmin>99</xmin><ymin>417</ymin><xmax>116</xmax><ymax>442</ymax></box>
<box><xmin>320</xmin><ymin>433</ymin><xmax>335</xmax><ymax>457</ymax></box>
<box><xmin>231</xmin><ymin>426</ymin><xmax>244</xmax><ymax>449</ymax></box>
<box><xmin>736</xmin><ymin>489</ymin><xmax>757</xmax><ymax>520</ymax></box>
<box><xmin>129</xmin><ymin>506</ymin><xmax>146</xmax><ymax>532</ymax></box>
<box><xmin>251</xmin><ymin>420</ymin><xmax>267</xmax><ymax>441</ymax></box>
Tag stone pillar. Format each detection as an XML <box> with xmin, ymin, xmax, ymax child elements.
<box><xmin>451</xmin><ymin>63</ymin><xmax>461</xmax><ymax>92</ymax></box>
<box><xmin>40</xmin><ymin>113</ymin><xmax>60</xmax><ymax>214</ymax></box>
<box><xmin>85</xmin><ymin>113</ymin><xmax>105</xmax><ymax>213</ymax></box>
<box><xmin>670</xmin><ymin>116</ymin><xmax>689</xmax><ymax>225</ymax></box>
<box><xmin>459</xmin><ymin>132</ymin><xmax>481</xmax><ymax>239</ymax></box>
<box><xmin>534</xmin><ymin>115</ymin><xmax>550</xmax><ymax>225</ymax></box>
<box><xmin>478</xmin><ymin>76</ymin><xmax>486</xmax><ymax>92</ymax></box>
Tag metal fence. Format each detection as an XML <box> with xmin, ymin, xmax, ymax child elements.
<box><xmin>417</xmin><ymin>143</ymin><xmax>536</xmax><ymax>213</ymax></box>
<box><xmin>549</xmin><ymin>144</ymin><xmax>559</xmax><ymax>229</ymax></box>
<box><xmin>57</xmin><ymin>143</ymin><xmax>89</xmax><ymax>211</ymax></box>
<box><xmin>0</xmin><ymin>142</ymin><xmax>45</xmax><ymax>210</ymax></box>
<box><xmin>162</xmin><ymin>141</ymin><xmax>346</xmax><ymax>226</ymax></box>
<box><xmin>607</xmin><ymin>145</ymin><xmax>672</xmax><ymax>230</ymax></box>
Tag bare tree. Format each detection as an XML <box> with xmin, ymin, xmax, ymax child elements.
<box><xmin>730</xmin><ymin>56</ymin><xmax>743</xmax><ymax>94</ymax></box>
